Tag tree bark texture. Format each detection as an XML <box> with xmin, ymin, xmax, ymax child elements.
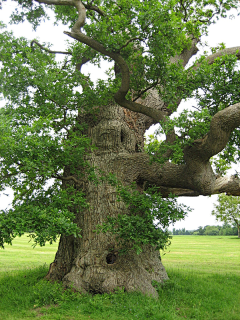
<box><xmin>46</xmin><ymin>104</ymin><xmax>168</xmax><ymax>298</ymax></box>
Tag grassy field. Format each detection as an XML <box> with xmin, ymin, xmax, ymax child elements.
<box><xmin>0</xmin><ymin>235</ymin><xmax>57</xmax><ymax>275</ymax></box>
<box><xmin>0</xmin><ymin>235</ymin><xmax>239</xmax><ymax>320</ymax></box>
<box><xmin>161</xmin><ymin>235</ymin><xmax>240</xmax><ymax>275</ymax></box>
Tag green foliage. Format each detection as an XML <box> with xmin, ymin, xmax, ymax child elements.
<box><xmin>9</xmin><ymin>0</ymin><xmax>49</xmax><ymax>30</ymax></box>
<box><xmin>150</xmin><ymin>108</ymin><xmax>212</xmax><ymax>164</ymax></box>
<box><xmin>97</xmin><ymin>180</ymin><xmax>190</xmax><ymax>254</ymax></box>
<box><xmin>204</xmin><ymin>225</ymin><xmax>220</xmax><ymax>235</ymax></box>
<box><xmin>193</xmin><ymin>55</ymin><xmax>240</xmax><ymax>113</ymax></box>
<box><xmin>0</xmin><ymin>28</ymin><xmax>98</xmax><ymax>248</ymax></box>
<box><xmin>0</xmin><ymin>186</ymin><xmax>86</xmax><ymax>248</ymax></box>
<box><xmin>146</xmin><ymin>52</ymin><xmax>240</xmax><ymax>165</ymax></box>
<box><xmin>210</xmin><ymin>155</ymin><xmax>232</xmax><ymax>176</ymax></box>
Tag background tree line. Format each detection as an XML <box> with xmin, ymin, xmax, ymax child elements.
<box><xmin>172</xmin><ymin>223</ymin><xmax>239</xmax><ymax>236</ymax></box>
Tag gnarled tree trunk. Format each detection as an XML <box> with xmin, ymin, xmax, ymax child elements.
<box><xmin>46</xmin><ymin>104</ymin><xmax>168</xmax><ymax>298</ymax></box>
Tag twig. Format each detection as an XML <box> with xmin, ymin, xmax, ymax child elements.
<box><xmin>31</xmin><ymin>40</ymin><xmax>72</xmax><ymax>55</ymax></box>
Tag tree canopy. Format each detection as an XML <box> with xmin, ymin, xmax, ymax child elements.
<box><xmin>0</xmin><ymin>0</ymin><xmax>240</xmax><ymax>251</ymax></box>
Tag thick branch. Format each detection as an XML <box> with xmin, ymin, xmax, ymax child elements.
<box><xmin>204</xmin><ymin>46</ymin><xmax>240</xmax><ymax>64</ymax></box>
<box><xmin>184</xmin><ymin>103</ymin><xmax>240</xmax><ymax>163</ymax></box>
<box><xmin>64</xmin><ymin>30</ymin><xmax>166</xmax><ymax>122</ymax></box>
<box><xmin>191</xmin><ymin>46</ymin><xmax>240</xmax><ymax>71</ymax></box>
<box><xmin>34</xmin><ymin>0</ymin><xmax>86</xmax><ymax>32</ymax></box>
<box><xmin>117</xmin><ymin>152</ymin><xmax>240</xmax><ymax>197</ymax></box>
<box><xmin>116</xmin><ymin>153</ymin><xmax>194</xmax><ymax>194</ymax></box>
<box><xmin>130</xmin><ymin>102</ymin><xmax>240</xmax><ymax>196</ymax></box>
<box><xmin>71</xmin><ymin>1</ymin><xmax>86</xmax><ymax>32</ymax></box>
<box><xmin>213</xmin><ymin>175</ymin><xmax>240</xmax><ymax>196</ymax></box>
<box><xmin>75</xmin><ymin>56</ymin><xmax>91</xmax><ymax>71</ymax></box>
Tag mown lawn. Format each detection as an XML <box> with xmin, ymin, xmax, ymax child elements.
<box><xmin>161</xmin><ymin>235</ymin><xmax>240</xmax><ymax>275</ymax></box>
<box><xmin>0</xmin><ymin>235</ymin><xmax>239</xmax><ymax>320</ymax></box>
<box><xmin>0</xmin><ymin>234</ymin><xmax>57</xmax><ymax>275</ymax></box>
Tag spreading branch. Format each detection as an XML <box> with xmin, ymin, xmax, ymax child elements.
<box><xmin>31</xmin><ymin>40</ymin><xmax>72</xmax><ymax>55</ymax></box>
<box><xmin>64</xmin><ymin>29</ymin><xmax>166</xmax><ymax>122</ymax></box>
<box><xmin>116</xmin><ymin>147</ymin><xmax>240</xmax><ymax>197</ymax></box>
<box><xmin>83</xmin><ymin>2</ymin><xmax>106</xmax><ymax>16</ymax></box>
<box><xmin>191</xmin><ymin>46</ymin><xmax>240</xmax><ymax>71</ymax></box>
<box><xmin>184</xmin><ymin>103</ymin><xmax>240</xmax><ymax>163</ymax></box>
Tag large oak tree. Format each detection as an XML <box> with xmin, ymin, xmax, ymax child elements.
<box><xmin>0</xmin><ymin>0</ymin><xmax>240</xmax><ymax>297</ymax></box>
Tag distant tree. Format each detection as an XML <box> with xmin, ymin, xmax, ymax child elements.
<box><xmin>212</xmin><ymin>194</ymin><xmax>240</xmax><ymax>238</ymax></box>
<box><xmin>204</xmin><ymin>225</ymin><xmax>219</xmax><ymax>235</ymax></box>
<box><xmin>193</xmin><ymin>231</ymin><xmax>199</xmax><ymax>235</ymax></box>
<box><xmin>220</xmin><ymin>222</ymin><xmax>236</xmax><ymax>236</ymax></box>
<box><xmin>197</xmin><ymin>226</ymin><xmax>205</xmax><ymax>235</ymax></box>
<box><xmin>172</xmin><ymin>228</ymin><xmax>192</xmax><ymax>235</ymax></box>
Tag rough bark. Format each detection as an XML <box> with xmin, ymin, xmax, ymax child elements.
<box><xmin>46</xmin><ymin>105</ymin><xmax>168</xmax><ymax>298</ymax></box>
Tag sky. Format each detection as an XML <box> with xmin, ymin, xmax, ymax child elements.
<box><xmin>0</xmin><ymin>3</ymin><xmax>240</xmax><ymax>231</ymax></box>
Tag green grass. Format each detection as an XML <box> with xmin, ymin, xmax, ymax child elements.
<box><xmin>161</xmin><ymin>235</ymin><xmax>240</xmax><ymax>275</ymax></box>
<box><xmin>0</xmin><ymin>235</ymin><xmax>240</xmax><ymax>319</ymax></box>
<box><xmin>0</xmin><ymin>234</ymin><xmax>57</xmax><ymax>275</ymax></box>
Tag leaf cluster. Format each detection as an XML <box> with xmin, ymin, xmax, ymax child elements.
<box><xmin>212</xmin><ymin>194</ymin><xmax>240</xmax><ymax>226</ymax></box>
<box><xmin>8</xmin><ymin>0</ymin><xmax>49</xmax><ymax>30</ymax></box>
<box><xmin>0</xmin><ymin>185</ymin><xmax>85</xmax><ymax>248</ymax></box>
<box><xmin>0</xmin><ymin>29</ymin><xmax>101</xmax><ymax>248</ymax></box>
<box><xmin>146</xmin><ymin>108</ymin><xmax>212</xmax><ymax>164</ymax></box>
